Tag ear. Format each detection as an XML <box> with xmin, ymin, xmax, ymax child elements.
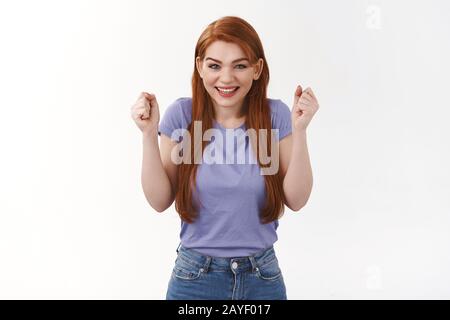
<box><xmin>196</xmin><ymin>56</ymin><xmax>203</xmax><ymax>79</ymax></box>
<box><xmin>253</xmin><ymin>58</ymin><xmax>264</xmax><ymax>80</ymax></box>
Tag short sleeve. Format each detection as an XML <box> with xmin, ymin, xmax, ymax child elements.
<box><xmin>158</xmin><ymin>97</ymin><xmax>192</xmax><ymax>142</ymax></box>
<box><xmin>271</xmin><ymin>99</ymin><xmax>292</xmax><ymax>140</ymax></box>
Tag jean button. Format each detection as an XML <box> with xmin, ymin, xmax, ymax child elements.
<box><xmin>231</xmin><ymin>261</ymin><xmax>238</xmax><ymax>269</ymax></box>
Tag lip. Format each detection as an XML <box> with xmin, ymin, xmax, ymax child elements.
<box><xmin>216</xmin><ymin>86</ymin><xmax>239</xmax><ymax>89</ymax></box>
<box><xmin>215</xmin><ymin>86</ymin><xmax>239</xmax><ymax>98</ymax></box>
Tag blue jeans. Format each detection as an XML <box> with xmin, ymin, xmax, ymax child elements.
<box><xmin>166</xmin><ymin>244</ymin><xmax>287</xmax><ymax>300</ymax></box>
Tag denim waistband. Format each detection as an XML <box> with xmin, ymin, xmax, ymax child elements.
<box><xmin>175</xmin><ymin>243</ymin><xmax>278</xmax><ymax>273</ymax></box>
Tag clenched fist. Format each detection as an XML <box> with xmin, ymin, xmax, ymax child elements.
<box><xmin>292</xmin><ymin>85</ymin><xmax>319</xmax><ymax>132</ymax></box>
<box><xmin>130</xmin><ymin>92</ymin><xmax>160</xmax><ymax>135</ymax></box>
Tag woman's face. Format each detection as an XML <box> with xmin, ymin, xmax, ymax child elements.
<box><xmin>196</xmin><ymin>40</ymin><xmax>263</xmax><ymax>113</ymax></box>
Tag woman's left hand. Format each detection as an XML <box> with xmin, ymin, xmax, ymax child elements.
<box><xmin>291</xmin><ymin>85</ymin><xmax>319</xmax><ymax>132</ymax></box>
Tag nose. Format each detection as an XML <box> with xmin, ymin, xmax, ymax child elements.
<box><xmin>219</xmin><ymin>67</ymin><xmax>235</xmax><ymax>83</ymax></box>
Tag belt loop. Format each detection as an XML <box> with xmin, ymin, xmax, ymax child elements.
<box><xmin>176</xmin><ymin>242</ymin><xmax>181</xmax><ymax>253</ymax></box>
<box><xmin>249</xmin><ymin>255</ymin><xmax>258</xmax><ymax>272</ymax></box>
<box><xmin>203</xmin><ymin>256</ymin><xmax>212</xmax><ymax>272</ymax></box>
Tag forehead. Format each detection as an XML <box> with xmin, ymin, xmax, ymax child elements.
<box><xmin>204</xmin><ymin>40</ymin><xmax>247</xmax><ymax>61</ymax></box>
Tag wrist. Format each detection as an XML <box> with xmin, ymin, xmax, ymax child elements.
<box><xmin>142</xmin><ymin>129</ymin><xmax>159</xmax><ymax>141</ymax></box>
<box><xmin>292</xmin><ymin>128</ymin><xmax>307</xmax><ymax>139</ymax></box>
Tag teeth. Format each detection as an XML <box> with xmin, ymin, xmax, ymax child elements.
<box><xmin>217</xmin><ymin>87</ymin><xmax>238</xmax><ymax>93</ymax></box>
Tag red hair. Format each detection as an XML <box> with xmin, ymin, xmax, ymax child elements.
<box><xmin>175</xmin><ymin>16</ymin><xmax>285</xmax><ymax>224</ymax></box>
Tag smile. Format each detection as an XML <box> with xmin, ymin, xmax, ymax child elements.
<box><xmin>215</xmin><ymin>86</ymin><xmax>239</xmax><ymax>97</ymax></box>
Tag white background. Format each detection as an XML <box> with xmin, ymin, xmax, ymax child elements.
<box><xmin>0</xmin><ymin>0</ymin><xmax>449</xmax><ymax>299</ymax></box>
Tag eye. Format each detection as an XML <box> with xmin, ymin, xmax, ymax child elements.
<box><xmin>207</xmin><ymin>64</ymin><xmax>248</xmax><ymax>70</ymax></box>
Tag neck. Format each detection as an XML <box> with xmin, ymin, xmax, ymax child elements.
<box><xmin>212</xmin><ymin>99</ymin><xmax>247</xmax><ymax>123</ymax></box>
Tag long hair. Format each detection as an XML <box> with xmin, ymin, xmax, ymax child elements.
<box><xmin>175</xmin><ymin>16</ymin><xmax>285</xmax><ymax>224</ymax></box>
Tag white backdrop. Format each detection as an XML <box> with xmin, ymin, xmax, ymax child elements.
<box><xmin>0</xmin><ymin>0</ymin><xmax>449</xmax><ymax>299</ymax></box>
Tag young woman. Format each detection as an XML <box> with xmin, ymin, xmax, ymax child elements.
<box><xmin>130</xmin><ymin>16</ymin><xmax>319</xmax><ymax>300</ymax></box>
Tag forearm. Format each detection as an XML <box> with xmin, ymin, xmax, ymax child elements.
<box><xmin>141</xmin><ymin>132</ymin><xmax>173</xmax><ymax>212</ymax></box>
<box><xmin>283</xmin><ymin>130</ymin><xmax>313</xmax><ymax>211</ymax></box>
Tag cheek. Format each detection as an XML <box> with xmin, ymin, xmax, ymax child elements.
<box><xmin>203</xmin><ymin>75</ymin><xmax>217</xmax><ymax>87</ymax></box>
<box><xmin>239</xmin><ymin>73</ymin><xmax>254</xmax><ymax>85</ymax></box>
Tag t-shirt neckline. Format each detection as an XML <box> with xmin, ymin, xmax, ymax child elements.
<box><xmin>213</xmin><ymin>119</ymin><xmax>246</xmax><ymax>130</ymax></box>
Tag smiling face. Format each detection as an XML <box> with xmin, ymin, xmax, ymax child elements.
<box><xmin>196</xmin><ymin>40</ymin><xmax>263</xmax><ymax>115</ymax></box>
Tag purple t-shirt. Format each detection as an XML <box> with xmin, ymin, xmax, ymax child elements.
<box><xmin>158</xmin><ymin>97</ymin><xmax>292</xmax><ymax>257</ymax></box>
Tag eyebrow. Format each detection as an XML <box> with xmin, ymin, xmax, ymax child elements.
<box><xmin>205</xmin><ymin>57</ymin><xmax>249</xmax><ymax>63</ymax></box>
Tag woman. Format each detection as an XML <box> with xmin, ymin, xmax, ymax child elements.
<box><xmin>130</xmin><ymin>16</ymin><xmax>319</xmax><ymax>300</ymax></box>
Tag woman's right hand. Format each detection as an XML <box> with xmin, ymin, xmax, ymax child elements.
<box><xmin>130</xmin><ymin>92</ymin><xmax>160</xmax><ymax>135</ymax></box>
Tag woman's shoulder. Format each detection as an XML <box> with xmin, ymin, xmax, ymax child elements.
<box><xmin>267</xmin><ymin>98</ymin><xmax>291</xmax><ymax>123</ymax></box>
<box><xmin>165</xmin><ymin>97</ymin><xmax>192</xmax><ymax>121</ymax></box>
<box><xmin>166</xmin><ymin>97</ymin><xmax>192</xmax><ymax>114</ymax></box>
<box><xmin>158</xmin><ymin>97</ymin><xmax>192</xmax><ymax>138</ymax></box>
<box><xmin>268</xmin><ymin>98</ymin><xmax>290</xmax><ymax>114</ymax></box>
<box><xmin>267</xmin><ymin>98</ymin><xmax>292</xmax><ymax>139</ymax></box>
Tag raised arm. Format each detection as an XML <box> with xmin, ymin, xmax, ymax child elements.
<box><xmin>131</xmin><ymin>92</ymin><xmax>177</xmax><ymax>212</ymax></box>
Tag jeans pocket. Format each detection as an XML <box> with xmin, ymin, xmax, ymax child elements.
<box><xmin>255</xmin><ymin>258</ymin><xmax>283</xmax><ymax>281</ymax></box>
<box><xmin>172</xmin><ymin>257</ymin><xmax>204</xmax><ymax>281</ymax></box>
